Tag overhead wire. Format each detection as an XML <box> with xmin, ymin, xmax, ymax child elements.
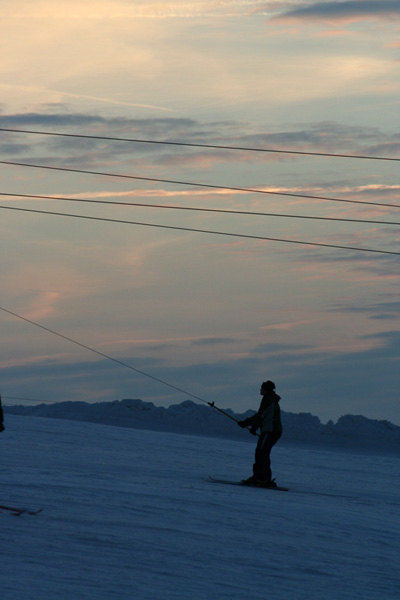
<box><xmin>0</xmin><ymin>159</ymin><xmax>399</xmax><ymax>210</ymax></box>
<box><xmin>1</xmin><ymin>126</ymin><xmax>400</xmax><ymax>162</ymax></box>
<box><xmin>0</xmin><ymin>308</ymin><xmax>247</xmax><ymax>428</ymax></box>
<box><xmin>0</xmin><ymin>146</ymin><xmax>399</xmax><ymax>255</ymax></box>
<box><xmin>2</xmin><ymin>192</ymin><xmax>400</xmax><ymax>227</ymax></box>
<box><xmin>0</xmin><ymin>305</ymin><xmax>209</xmax><ymax>404</ymax></box>
<box><xmin>1</xmin><ymin>127</ymin><xmax>399</xmax><ymax>414</ymax></box>
<box><xmin>1</xmin><ymin>204</ymin><xmax>399</xmax><ymax>256</ymax></box>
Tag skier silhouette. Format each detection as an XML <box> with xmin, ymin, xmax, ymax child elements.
<box><xmin>238</xmin><ymin>380</ymin><xmax>282</xmax><ymax>487</ymax></box>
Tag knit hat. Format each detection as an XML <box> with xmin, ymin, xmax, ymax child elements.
<box><xmin>261</xmin><ymin>380</ymin><xmax>275</xmax><ymax>391</ymax></box>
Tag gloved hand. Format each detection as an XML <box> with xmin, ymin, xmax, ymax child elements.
<box><xmin>237</xmin><ymin>420</ymin><xmax>247</xmax><ymax>428</ymax></box>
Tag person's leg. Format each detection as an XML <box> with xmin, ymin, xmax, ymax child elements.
<box><xmin>253</xmin><ymin>432</ymin><xmax>281</xmax><ymax>481</ymax></box>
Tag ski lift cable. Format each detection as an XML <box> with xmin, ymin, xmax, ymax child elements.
<box><xmin>2</xmin><ymin>395</ymin><xmax>59</xmax><ymax>404</ymax></box>
<box><xmin>0</xmin><ymin>159</ymin><xmax>399</xmax><ymax>210</ymax></box>
<box><xmin>1</xmin><ymin>126</ymin><xmax>399</xmax><ymax>162</ymax></box>
<box><xmin>1</xmin><ymin>204</ymin><xmax>399</xmax><ymax>256</ymax></box>
<box><xmin>0</xmin><ymin>305</ymin><xmax>244</xmax><ymax>427</ymax></box>
<box><xmin>1</xmin><ymin>191</ymin><xmax>400</xmax><ymax>227</ymax></box>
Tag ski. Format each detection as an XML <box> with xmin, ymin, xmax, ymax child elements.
<box><xmin>0</xmin><ymin>504</ymin><xmax>43</xmax><ymax>516</ymax></box>
<box><xmin>204</xmin><ymin>476</ymin><xmax>289</xmax><ymax>491</ymax></box>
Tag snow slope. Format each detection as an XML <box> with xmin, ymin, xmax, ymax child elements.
<box><xmin>1</xmin><ymin>414</ymin><xmax>400</xmax><ymax>600</ymax></box>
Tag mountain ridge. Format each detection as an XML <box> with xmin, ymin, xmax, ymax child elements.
<box><xmin>5</xmin><ymin>398</ymin><xmax>400</xmax><ymax>454</ymax></box>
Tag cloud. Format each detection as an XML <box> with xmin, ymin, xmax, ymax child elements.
<box><xmin>272</xmin><ymin>1</ymin><xmax>400</xmax><ymax>24</ymax></box>
<box><xmin>384</xmin><ymin>40</ymin><xmax>400</xmax><ymax>47</ymax></box>
<box><xmin>0</xmin><ymin>142</ymin><xmax>30</xmax><ymax>155</ymax></box>
<box><xmin>3</xmin><ymin>111</ymin><xmax>400</xmax><ymax>167</ymax></box>
<box><xmin>4</xmin><ymin>1</ymin><xmax>262</xmax><ymax>20</ymax></box>
<box><xmin>1</xmin><ymin>112</ymin><xmax>399</xmax><ymax>271</ymax></box>
<box><xmin>332</xmin><ymin>300</ymin><xmax>400</xmax><ymax>320</ymax></box>
<box><xmin>2</xmin><ymin>328</ymin><xmax>399</xmax><ymax>423</ymax></box>
<box><xmin>191</xmin><ymin>337</ymin><xmax>239</xmax><ymax>346</ymax></box>
<box><xmin>0</xmin><ymin>110</ymin><xmax>198</xmax><ymax>133</ymax></box>
<box><xmin>254</xmin><ymin>342</ymin><xmax>312</xmax><ymax>353</ymax></box>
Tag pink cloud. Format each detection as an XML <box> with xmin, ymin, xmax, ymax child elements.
<box><xmin>261</xmin><ymin>320</ymin><xmax>312</xmax><ymax>331</ymax></box>
<box><xmin>23</xmin><ymin>292</ymin><xmax>61</xmax><ymax>321</ymax></box>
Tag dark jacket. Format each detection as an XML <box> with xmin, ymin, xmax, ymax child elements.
<box><xmin>241</xmin><ymin>392</ymin><xmax>282</xmax><ymax>434</ymax></box>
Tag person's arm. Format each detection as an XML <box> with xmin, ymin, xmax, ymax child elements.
<box><xmin>238</xmin><ymin>411</ymin><xmax>262</xmax><ymax>434</ymax></box>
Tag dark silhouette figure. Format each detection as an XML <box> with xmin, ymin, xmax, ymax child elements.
<box><xmin>238</xmin><ymin>380</ymin><xmax>282</xmax><ymax>486</ymax></box>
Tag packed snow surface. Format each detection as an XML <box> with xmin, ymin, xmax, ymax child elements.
<box><xmin>1</xmin><ymin>412</ymin><xmax>400</xmax><ymax>600</ymax></box>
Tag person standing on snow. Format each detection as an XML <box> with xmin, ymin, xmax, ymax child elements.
<box><xmin>238</xmin><ymin>380</ymin><xmax>282</xmax><ymax>487</ymax></box>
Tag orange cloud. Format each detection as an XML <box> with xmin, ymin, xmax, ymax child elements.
<box><xmin>384</xmin><ymin>40</ymin><xmax>400</xmax><ymax>47</ymax></box>
<box><xmin>315</xmin><ymin>28</ymin><xmax>352</xmax><ymax>37</ymax></box>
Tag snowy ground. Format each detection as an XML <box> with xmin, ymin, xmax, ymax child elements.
<box><xmin>1</xmin><ymin>414</ymin><xmax>400</xmax><ymax>600</ymax></box>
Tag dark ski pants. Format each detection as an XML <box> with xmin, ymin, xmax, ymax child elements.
<box><xmin>252</xmin><ymin>431</ymin><xmax>281</xmax><ymax>482</ymax></box>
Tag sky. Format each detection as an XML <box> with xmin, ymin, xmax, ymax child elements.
<box><xmin>0</xmin><ymin>0</ymin><xmax>399</xmax><ymax>424</ymax></box>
